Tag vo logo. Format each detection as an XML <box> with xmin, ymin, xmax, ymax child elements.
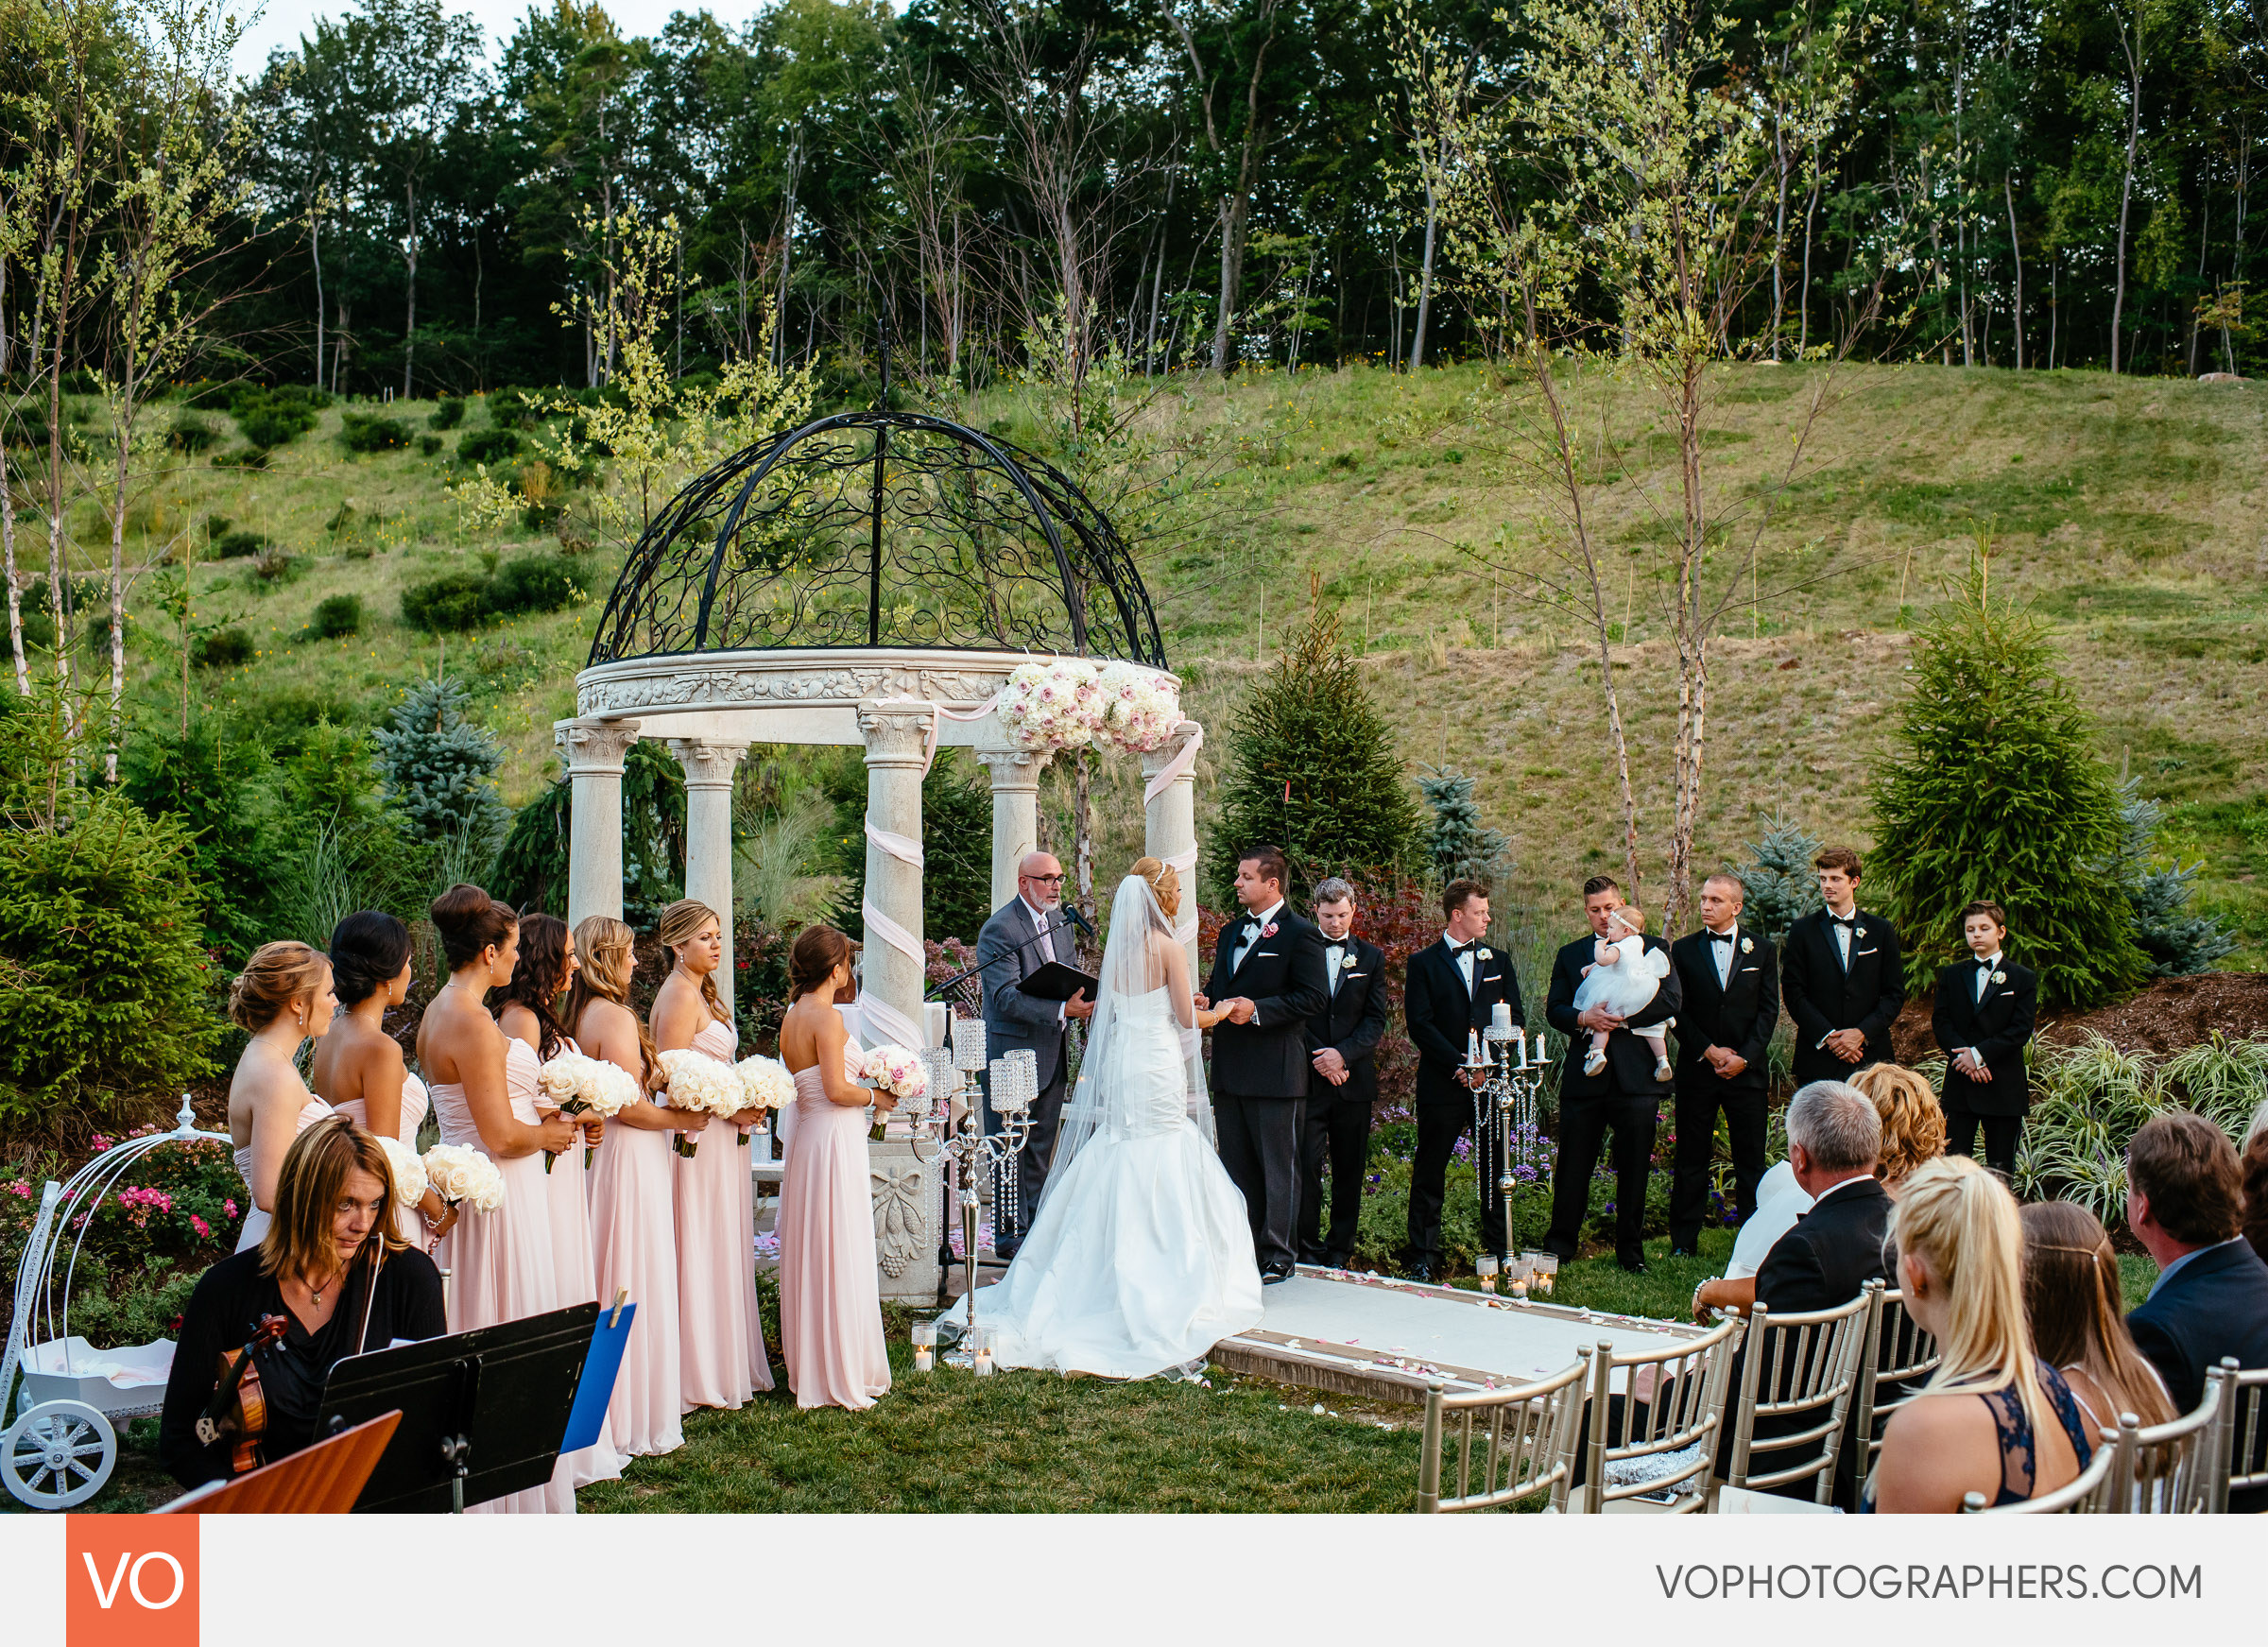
<box><xmin>66</xmin><ymin>1516</ymin><xmax>198</xmax><ymax>1647</ymax></box>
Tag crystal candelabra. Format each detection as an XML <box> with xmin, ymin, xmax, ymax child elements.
<box><xmin>1464</xmin><ymin>1004</ymin><xmax>1553</xmax><ymax>1206</ymax></box>
<box><xmin>906</xmin><ymin>1017</ymin><xmax>1036</xmax><ymax>1369</ymax></box>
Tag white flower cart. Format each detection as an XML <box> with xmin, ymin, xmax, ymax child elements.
<box><xmin>2</xmin><ymin>1097</ymin><xmax>232</xmax><ymax>1509</ymax></box>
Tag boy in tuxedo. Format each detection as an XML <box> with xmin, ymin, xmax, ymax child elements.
<box><xmin>1932</xmin><ymin>900</ymin><xmax>2038</xmax><ymax>1180</ymax></box>
<box><xmin>1667</xmin><ymin>874</ymin><xmax>1779</xmax><ymax>1254</ymax></box>
<box><xmin>1298</xmin><ymin>878</ymin><xmax>1388</xmax><ymax>1268</ymax></box>
<box><xmin>1402</xmin><ymin>878</ymin><xmax>1523</xmax><ymax>1282</ymax></box>
<box><xmin>1544</xmin><ymin>875</ymin><xmax>1679</xmax><ymax>1272</ymax></box>
<box><xmin>1778</xmin><ymin>847</ymin><xmax>1904</xmax><ymax>1087</ymax></box>
<box><xmin>1200</xmin><ymin>845</ymin><xmax>1329</xmax><ymax>1281</ymax></box>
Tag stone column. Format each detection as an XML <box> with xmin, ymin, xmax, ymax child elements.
<box><xmin>974</xmin><ymin>745</ymin><xmax>1053</xmax><ymax>912</ymax></box>
<box><xmin>855</xmin><ymin>700</ymin><xmax>931</xmax><ymax>1051</ymax></box>
<box><xmin>556</xmin><ymin>718</ymin><xmax>641</xmax><ymax>932</ymax></box>
<box><xmin>668</xmin><ymin>736</ymin><xmax>750</xmax><ymax>995</ymax></box>
<box><xmin>1141</xmin><ymin>720</ymin><xmax>1204</xmax><ymax>981</ymax></box>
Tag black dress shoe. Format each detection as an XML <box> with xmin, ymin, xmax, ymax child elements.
<box><xmin>1619</xmin><ymin>1257</ymin><xmax>1650</xmax><ymax>1275</ymax></box>
<box><xmin>1262</xmin><ymin>1262</ymin><xmax>1295</xmax><ymax>1285</ymax></box>
<box><xmin>1668</xmin><ymin>1245</ymin><xmax>1699</xmax><ymax>1260</ymax></box>
<box><xmin>1406</xmin><ymin>1260</ymin><xmax>1440</xmax><ymax>1285</ymax></box>
<box><xmin>1323</xmin><ymin>1251</ymin><xmax>1354</xmax><ymax>1271</ymax></box>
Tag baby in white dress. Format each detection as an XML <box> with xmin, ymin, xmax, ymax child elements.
<box><xmin>1572</xmin><ymin>907</ymin><xmax>1674</xmax><ymax>1081</ymax></box>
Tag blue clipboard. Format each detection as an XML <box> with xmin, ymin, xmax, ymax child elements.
<box><xmin>561</xmin><ymin>1296</ymin><xmax>635</xmax><ymax>1454</ymax></box>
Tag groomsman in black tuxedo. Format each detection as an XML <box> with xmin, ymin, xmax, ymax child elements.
<box><xmin>1200</xmin><ymin>845</ymin><xmax>1329</xmax><ymax>1282</ymax></box>
<box><xmin>1299</xmin><ymin>878</ymin><xmax>1388</xmax><ymax>1269</ymax></box>
<box><xmin>1932</xmin><ymin>900</ymin><xmax>2038</xmax><ymax>1180</ymax></box>
<box><xmin>1402</xmin><ymin>878</ymin><xmax>1523</xmax><ymax>1282</ymax></box>
<box><xmin>1667</xmin><ymin>874</ymin><xmax>1779</xmax><ymax>1255</ymax></box>
<box><xmin>1545</xmin><ymin>875</ymin><xmax>1680</xmax><ymax>1272</ymax></box>
<box><xmin>1779</xmin><ymin>846</ymin><xmax>1904</xmax><ymax>1087</ymax></box>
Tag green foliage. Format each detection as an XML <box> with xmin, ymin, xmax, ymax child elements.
<box><xmin>1204</xmin><ymin>604</ymin><xmax>1424</xmax><ymax>903</ymax></box>
<box><xmin>194</xmin><ymin>627</ymin><xmax>254</xmax><ymax>668</ymax></box>
<box><xmin>1731</xmin><ymin>814</ymin><xmax>1826</xmax><ymax>940</ymax></box>
<box><xmin>620</xmin><ymin>741</ymin><xmax>688</xmax><ymax>926</ymax></box>
<box><xmin>116</xmin><ymin>710</ymin><xmax>281</xmax><ymax>956</ymax></box>
<box><xmin>168</xmin><ymin>414</ymin><xmax>220</xmax><ymax>454</ymax></box>
<box><xmin>401</xmin><ymin>570</ymin><xmax>492</xmax><ymax>632</ymax></box>
<box><xmin>308</xmin><ymin>593</ymin><xmax>363</xmax><ymax>639</ymax></box>
<box><xmin>2015</xmin><ymin>1034</ymin><xmax>2268</xmax><ymax>1221</ymax></box>
<box><xmin>419</xmin><ymin>433</ymin><xmax>445</xmax><ymax>456</ymax></box>
<box><xmin>234</xmin><ymin>391</ymin><xmax>320</xmax><ymax>450</ymax></box>
<box><xmin>0</xmin><ymin>789</ymin><xmax>222</xmax><ymax>1128</ymax></box>
<box><xmin>455</xmin><ymin>427</ymin><xmax>522</xmax><ymax>467</ymax></box>
<box><xmin>484</xmin><ymin>386</ymin><xmax>539</xmax><ymax>429</ymax></box>
<box><xmin>338</xmin><ymin>412</ymin><xmax>411</xmax><ymax>454</ymax></box>
<box><xmin>487</xmin><ymin>554</ymin><xmax>591</xmax><ymax>617</ymax></box>
<box><xmin>492</xmin><ymin>779</ymin><xmax>570</xmax><ymax>915</ymax></box>
<box><xmin>1869</xmin><ymin>557</ymin><xmax>2147</xmax><ymax>1009</ymax></box>
<box><xmin>212</xmin><ymin>528</ymin><xmax>266</xmax><ymax>559</ymax></box>
<box><xmin>2106</xmin><ymin>782</ymin><xmax>2237</xmax><ymax>976</ymax></box>
<box><xmin>1416</xmin><ymin>767</ymin><xmax>1510</xmax><ymax>888</ymax></box>
<box><xmin>429</xmin><ymin>396</ymin><xmax>465</xmax><ymax>431</ymax></box>
<box><xmin>372</xmin><ymin>675</ymin><xmax>509</xmax><ymax>846</ymax></box>
<box><xmin>921</xmin><ymin>756</ymin><xmax>994</xmax><ymax>944</ymax></box>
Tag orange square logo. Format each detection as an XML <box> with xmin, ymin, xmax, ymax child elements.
<box><xmin>66</xmin><ymin>1515</ymin><xmax>198</xmax><ymax>1647</ymax></box>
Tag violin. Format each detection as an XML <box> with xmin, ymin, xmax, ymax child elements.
<box><xmin>196</xmin><ymin>1313</ymin><xmax>289</xmax><ymax>1475</ymax></box>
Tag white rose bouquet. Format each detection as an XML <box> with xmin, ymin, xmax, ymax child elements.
<box><xmin>1095</xmin><ymin>661</ymin><xmax>1181</xmax><ymax>754</ymax></box>
<box><xmin>537</xmin><ymin>1050</ymin><xmax>642</xmax><ymax>1168</ymax></box>
<box><xmin>422</xmin><ymin>1142</ymin><xmax>505</xmax><ymax>1213</ymax></box>
<box><xmin>377</xmin><ymin>1134</ymin><xmax>427</xmax><ymax>1210</ymax></box>
<box><xmin>857</xmin><ymin>1043</ymin><xmax>929</xmax><ymax>1141</ymax></box>
<box><xmin>999</xmin><ymin>659</ymin><xmax>1109</xmax><ymax>753</ymax></box>
<box><xmin>655</xmin><ymin>1047</ymin><xmax>743</xmax><ymax>1157</ymax></box>
<box><xmin>735</xmin><ymin>1055</ymin><xmax>796</xmax><ymax>1148</ymax></box>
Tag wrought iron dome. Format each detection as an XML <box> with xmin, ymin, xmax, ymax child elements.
<box><xmin>587</xmin><ymin>405</ymin><xmax>1167</xmax><ymax>669</ymax></box>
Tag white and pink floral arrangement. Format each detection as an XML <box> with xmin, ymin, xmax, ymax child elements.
<box><xmin>997</xmin><ymin>660</ymin><xmax>1180</xmax><ymax>757</ymax></box>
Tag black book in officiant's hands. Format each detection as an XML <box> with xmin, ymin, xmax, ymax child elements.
<box><xmin>1016</xmin><ymin>960</ymin><xmax>1101</xmax><ymax>1003</ymax></box>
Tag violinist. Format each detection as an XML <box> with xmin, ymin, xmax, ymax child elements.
<box><xmin>159</xmin><ymin>1115</ymin><xmax>443</xmax><ymax>1487</ymax></box>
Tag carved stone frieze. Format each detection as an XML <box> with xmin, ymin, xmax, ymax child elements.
<box><xmin>577</xmin><ymin>658</ymin><xmax>1016</xmax><ymax>720</ymax></box>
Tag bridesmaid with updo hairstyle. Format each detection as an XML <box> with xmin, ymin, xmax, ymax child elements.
<box><xmin>570</xmin><ymin>915</ymin><xmax>694</xmax><ymax>1456</ymax></box>
<box><xmin>313</xmin><ymin>911</ymin><xmax>455</xmax><ymax>1248</ymax></box>
<box><xmin>652</xmin><ymin>897</ymin><xmax>774</xmax><ymax>1410</ymax></box>
<box><xmin>496</xmin><ymin>910</ymin><xmax>625</xmax><ymax>1490</ymax></box>
<box><xmin>419</xmin><ymin>884</ymin><xmax>578</xmax><ymax>1514</ymax></box>
<box><xmin>228</xmin><ymin>941</ymin><xmax>341</xmax><ymax>1253</ymax></box>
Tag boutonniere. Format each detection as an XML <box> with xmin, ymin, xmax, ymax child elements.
<box><xmin>1991</xmin><ymin>969</ymin><xmax>2007</xmax><ymax>985</ymax></box>
<box><xmin>1477</xmin><ymin>947</ymin><xmax>1493</xmax><ymax>961</ymax></box>
<box><xmin>1261</xmin><ymin>922</ymin><xmax>1279</xmax><ymax>939</ymax></box>
<box><xmin>1854</xmin><ymin>926</ymin><xmax>1867</xmax><ymax>941</ymax></box>
<box><xmin>1740</xmin><ymin>936</ymin><xmax>1754</xmax><ymax>954</ymax></box>
<box><xmin>1340</xmin><ymin>952</ymin><xmax>1359</xmax><ymax>970</ymax></box>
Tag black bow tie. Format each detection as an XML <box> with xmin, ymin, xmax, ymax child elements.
<box><xmin>1830</xmin><ymin>915</ymin><xmax>1857</xmax><ymax>929</ymax></box>
<box><xmin>1447</xmin><ymin>940</ymin><xmax>1474</xmax><ymax>955</ymax></box>
<box><xmin>1978</xmin><ymin>959</ymin><xmax>1996</xmax><ymax>970</ymax></box>
<box><xmin>1709</xmin><ymin>931</ymin><xmax>1736</xmax><ymax>944</ymax></box>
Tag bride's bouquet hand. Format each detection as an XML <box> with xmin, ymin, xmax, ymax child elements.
<box><xmin>1194</xmin><ymin>1004</ymin><xmax>1230</xmax><ymax>1031</ymax></box>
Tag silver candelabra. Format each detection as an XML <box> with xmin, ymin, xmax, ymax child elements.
<box><xmin>1464</xmin><ymin>1010</ymin><xmax>1554</xmax><ymax>1200</ymax></box>
<box><xmin>906</xmin><ymin>1018</ymin><xmax>1036</xmax><ymax>1368</ymax></box>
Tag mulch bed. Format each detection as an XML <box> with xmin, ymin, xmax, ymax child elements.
<box><xmin>1890</xmin><ymin>969</ymin><xmax>2268</xmax><ymax>1063</ymax></box>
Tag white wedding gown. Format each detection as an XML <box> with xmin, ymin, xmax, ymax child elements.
<box><xmin>952</xmin><ymin>984</ymin><xmax>1264</xmax><ymax>1380</ymax></box>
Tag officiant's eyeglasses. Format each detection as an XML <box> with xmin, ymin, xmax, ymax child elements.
<box><xmin>1025</xmin><ymin>872</ymin><xmax>1067</xmax><ymax>884</ymax></box>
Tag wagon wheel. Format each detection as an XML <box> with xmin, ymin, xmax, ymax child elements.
<box><xmin>2</xmin><ymin>1399</ymin><xmax>117</xmax><ymax>1510</ymax></box>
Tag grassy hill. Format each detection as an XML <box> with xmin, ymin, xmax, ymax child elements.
<box><xmin>26</xmin><ymin>359</ymin><xmax>2268</xmax><ymax>961</ymax></box>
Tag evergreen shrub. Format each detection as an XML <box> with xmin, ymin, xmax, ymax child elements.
<box><xmin>455</xmin><ymin>427</ymin><xmax>522</xmax><ymax>468</ymax></box>
<box><xmin>309</xmin><ymin>594</ymin><xmax>363</xmax><ymax>640</ymax></box>
<box><xmin>235</xmin><ymin>392</ymin><xmax>319</xmax><ymax>449</ymax></box>
<box><xmin>337</xmin><ymin>413</ymin><xmax>411</xmax><ymax>454</ymax></box>
<box><xmin>487</xmin><ymin>555</ymin><xmax>590</xmax><ymax>617</ymax></box>
<box><xmin>401</xmin><ymin>571</ymin><xmax>491</xmax><ymax>632</ymax></box>
<box><xmin>430</xmin><ymin>397</ymin><xmax>465</xmax><ymax>431</ymax></box>
<box><xmin>194</xmin><ymin>627</ymin><xmax>254</xmax><ymax>668</ymax></box>
<box><xmin>373</xmin><ymin>675</ymin><xmax>509</xmax><ymax>844</ymax></box>
<box><xmin>213</xmin><ymin>529</ymin><xmax>266</xmax><ymax>559</ymax></box>
<box><xmin>168</xmin><ymin>415</ymin><xmax>220</xmax><ymax>454</ymax></box>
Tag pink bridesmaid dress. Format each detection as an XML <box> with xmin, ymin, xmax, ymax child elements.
<box><xmin>778</xmin><ymin>1042</ymin><xmax>891</xmax><ymax>1411</ymax></box>
<box><xmin>530</xmin><ymin>1038</ymin><xmax>626</xmax><ymax>1490</ymax></box>
<box><xmin>232</xmin><ymin>1094</ymin><xmax>335</xmax><ymax>1253</ymax></box>
<box><xmin>431</xmin><ymin>1038</ymin><xmax>576</xmax><ymax>1515</ymax></box>
<box><xmin>590</xmin><ymin>1059</ymin><xmax>684</xmax><ymax>1456</ymax></box>
<box><xmin>674</xmin><ymin>1016</ymin><xmax>774</xmax><ymax>1410</ymax></box>
<box><xmin>333</xmin><ymin>1072</ymin><xmax>430</xmax><ymax>1246</ymax></box>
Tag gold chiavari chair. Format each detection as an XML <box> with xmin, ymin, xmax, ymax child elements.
<box><xmin>1570</xmin><ymin>1314</ymin><xmax>1745</xmax><ymax>1515</ymax></box>
<box><xmin>1721</xmin><ymin>1291</ymin><xmax>1871</xmax><ymax>1507</ymax></box>
<box><xmin>1851</xmin><ymin>1279</ymin><xmax>1941</xmax><ymax>1507</ymax></box>
<box><xmin>1418</xmin><ymin>1352</ymin><xmax>1592</xmax><ymax>1513</ymax></box>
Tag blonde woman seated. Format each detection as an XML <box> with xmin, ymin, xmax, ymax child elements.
<box><xmin>2020</xmin><ymin>1200</ymin><xmax>2173</xmax><ymax>1435</ymax></box>
<box><xmin>1851</xmin><ymin>1062</ymin><xmax>1948</xmax><ymax>1197</ymax></box>
<box><xmin>1867</xmin><ymin>1158</ymin><xmax>2096</xmax><ymax>1511</ymax></box>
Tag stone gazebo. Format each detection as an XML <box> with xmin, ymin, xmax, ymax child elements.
<box><xmin>555</xmin><ymin>407</ymin><xmax>1204</xmax><ymax>1300</ymax></box>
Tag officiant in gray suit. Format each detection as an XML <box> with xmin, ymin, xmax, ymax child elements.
<box><xmin>975</xmin><ymin>850</ymin><xmax>1095</xmax><ymax>1258</ymax></box>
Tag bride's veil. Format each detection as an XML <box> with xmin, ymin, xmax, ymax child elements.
<box><xmin>1043</xmin><ymin>873</ymin><xmax>1211</xmax><ymax>1201</ymax></box>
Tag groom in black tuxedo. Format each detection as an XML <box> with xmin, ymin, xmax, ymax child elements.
<box><xmin>1402</xmin><ymin>878</ymin><xmax>1524</xmax><ymax>1282</ymax></box>
<box><xmin>1200</xmin><ymin>845</ymin><xmax>1328</xmax><ymax>1282</ymax></box>
<box><xmin>1779</xmin><ymin>846</ymin><xmax>1904</xmax><ymax>1087</ymax></box>
<box><xmin>1544</xmin><ymin>875</ymin><xmax>1680</xmax><ymax>1272</ymax></box>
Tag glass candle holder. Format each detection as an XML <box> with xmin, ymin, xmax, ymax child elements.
<box><xmin>971</xmin><ymin>1324</ymin><xmax>997</xmax><ymax>1377</ymax></box>
<box><xmin>911</xmin><ymin>1320</ymin><xmax>937</xmax><ymax>1374</ymax></box>
<box><xmin>1506</xmin><ymin>1255</ymin><xmax>1532</xmax><ymax>1300</ymax></box>
<box><xmin>1529</xmin><ymin>1251</ymin><xmax>1558</xmax><ymax>1298</ymax></box>
<box><xmin>1475</xmin><ymin>1253</ymin><xmax>1500</xmax><ymax>1294</ymax></box>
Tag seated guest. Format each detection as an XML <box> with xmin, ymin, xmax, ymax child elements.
<box><xmin>1869</xmin><ymin>1158</ymin><xmax>2092</xmax><ymax>1511</ymax></box>
<box><xmin>160</xmin><ymin>1116</ymin><xmax>443</xmax><ymax>1487</ymax></box>
<box><xmin>1851</xmin><ymin>1062</ymin><xmax>1946</xmax><ymax>1198</ymax></box>
<box><xmin>2019</xmin><ymin>1200</ymin><xmax>2173</xmax><ymax>1434</ymax></box>
<box><xmin>1687</xmin><ymin>1161</ymin><xmax>1812</xmax><ymax>1324</ymax></box>
<box><xmin>2244</xmin><ymin>1125</ymin><xmax>2268</xmax><ymax>1267</ymax></box>
<box><xmin>2124</xmin><ymin>1111</ymin><xmax>2268</xmax><ymax>1512</ymax></box>
<box><xmin>1692</xmin><ymin>1080</ymin><xmax>1888</xmax><ymax>1322</ymax></box>
<box><xmin>1932</xmin><ymin>901</ymin><xmax>2037</xmax><ymax>1180</ymax></box>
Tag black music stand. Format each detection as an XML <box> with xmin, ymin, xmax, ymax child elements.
<box><xmin>316</xmin><ymin>1301</ymin><xmax>599</xmax><ymax>1513</ymax></box>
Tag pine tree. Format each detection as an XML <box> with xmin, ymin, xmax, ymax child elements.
<box><xmin>1731</xmin><ymin>814</ymin><xmax>1826</xmax><ymax>940</ymax></box>
<box><xmin>373</xmin><ymin>675</ymin><xmax>509</xmax><ymax>845</ymax></box>
<box><xmin>1417</xmin><ymin>767</ymin><xmax>1511</xmax><ymax>887</ymax></box>
<box><xmin>1869</xmin><ymin>557</ymin><xmax>2146</xmax><ymax>1008</ymax></box>
<box><xmin>2107</xmin><ymin>782</ymin><xmax>2237</xmax><ymax>976</ymax></box>
<box><xmin>1204</xmin><ymin>605</ymin><xmax>1424</xmax><ymax>905</ymax></box>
